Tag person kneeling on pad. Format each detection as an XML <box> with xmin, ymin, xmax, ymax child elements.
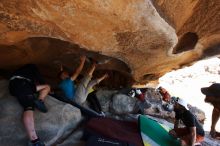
<box><xmin>169</xmin><ymin>98</ymin><xmax>204</xmax><ymax>146</ymax></box>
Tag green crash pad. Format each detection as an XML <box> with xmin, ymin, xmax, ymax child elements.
<box><xmin>139</xmin><ymin>115</ymin><xmax>181</xmax><ymax>146</ymax></box>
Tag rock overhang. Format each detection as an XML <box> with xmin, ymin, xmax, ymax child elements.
<box><xmin>0</xmin><ymin>0</ymin><xmax>220</xmax><ymax>87</ymax></box>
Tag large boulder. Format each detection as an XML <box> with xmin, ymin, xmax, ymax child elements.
<box><xmin>0</xmin><ymin>0</ymin><xmax>219</xmax><ymax>86</ymax></box>
<box><xmin>96</xmin><ymin>89</ymin><xmax>118</xmax><ymax>112</ymax></box>
<box><xmin>96</xmin><ymin>89</ymin><xmax>205</xmax><ymax>123</ymax></box>
<box><xmin>0</xmin><ymin>80</ymin><xmax>82</xmax><ymax>146</ymax></box>
<box><xmin>111</xmin><ymin>94</ymin><xmax>137</xmax><ymax>115</ymax></box>
<box><xmin>56</xmin><ymin>130</ymin><xmax>85</xmax><ymax>146</ymax></box>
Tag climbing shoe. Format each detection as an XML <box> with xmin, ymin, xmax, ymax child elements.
<box><xmin>28</xmin><ymin>140</ymin><xmax>45</xmax><ymax>146</ymax></box>
<box><xmin>34</xmin><ymin>99</ymin><xmax>48</xmax><ymax>113</ymax></box>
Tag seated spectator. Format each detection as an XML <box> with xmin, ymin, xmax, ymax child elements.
<box><xmin>158</xmin><ymin>86</ymin><xmax>177</xmax><ymax>112</ymax></box>
<box><xmin>124</xmin><ymin>88</ymin><xmax>151</xmax><ymax>114</ymax></box>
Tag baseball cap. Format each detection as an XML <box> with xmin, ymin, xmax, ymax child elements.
<box><xmin>201</xmin><ymin>83</ymin><xmax>220</xmax><ymax>97</ymax></box>
<box><xmin>176</xmin><ymin>98</ymin><xmax>189</xmax><ymax>110</ymax></box>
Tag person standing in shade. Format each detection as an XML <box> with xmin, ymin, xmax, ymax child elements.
<box><xmin>9</xmin><ymin>64</ymin><xmax>50</xmax><ymax>146</ymax></box>
<box><xmin>169</xmin><ymin>98</ymin><xmax>204</xmax><ymax>146</ymax></box>
<box><xmin>201</xmin><ymin>83</ymin><xmax>220</xmax><ymax>139</ymax></box>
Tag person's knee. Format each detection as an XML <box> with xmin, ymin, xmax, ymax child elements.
<box><xmin>23</xmin><ymin>110</ymin><xmax>34</xmax><ymax>121</ymax></box>
<box><xmin>46</xmin><ymin>84</ymin><xmax>51</xmax><ymax>92</ymax></box>
<box><xmin>42</xmin><ymin>84</ymin><xmax>50</xmax><ymax>93</ymax></box>
<box><xmin>36</xmin><ymin>84</ymin><xmax>51</xmax><ymax>93</ymax></box>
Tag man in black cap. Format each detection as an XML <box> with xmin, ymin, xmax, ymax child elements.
<box><xmin>201</xmin><ymin>83</ymin><xmax>220</xmax><ymax>139</ymax></box>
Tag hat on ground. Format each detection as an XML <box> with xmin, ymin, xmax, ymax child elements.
<box><xmin>176</xmin><ymin>98</ymin><xmax>189</xmax><ymax>110</ymax></box>
<box><xmin>201</xmin><ymin>83</ymin><xmax>220</xmax><ymax>97</ymax></box>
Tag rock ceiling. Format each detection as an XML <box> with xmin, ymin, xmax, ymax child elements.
<box><xmin>0</xmin><ymin>0</ymin><xmax>220</xmax><ymax>87</ymax></box>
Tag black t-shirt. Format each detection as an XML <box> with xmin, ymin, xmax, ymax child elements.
<box><xmin>12</xmin><ymin>64</ymin><xmax>45</xmax><ymax>84</ymax></box>
<box><xmin>175</xmin><ymin>109</ymin><xmax>205</xmax><ymax>136</ymax></box>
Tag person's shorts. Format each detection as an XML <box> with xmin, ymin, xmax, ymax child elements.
<box><xmin>9</xmin><ymin>78</ymin><xmax>36</xmax><ymax>111</ymax></box>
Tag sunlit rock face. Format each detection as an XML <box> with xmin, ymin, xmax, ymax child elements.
<box><xmin>0</xmin><ymin>0</ymin><xmax>219</xmax><ymax>86</ymax></box>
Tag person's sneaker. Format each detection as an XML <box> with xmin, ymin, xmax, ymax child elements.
<box><xmin>28</xmin><ymin>140</ymin><xmax>45</xmax><ymax>146</ymax></box>
<box><xmin>128</xmin><ymin>89</ymin><xmax>135</xmax><ymax>98</ymax></box>
<box><xmin>34</xmin><ymin>99</ymin><xmax>48</xmax><ymax>113</ymax></box>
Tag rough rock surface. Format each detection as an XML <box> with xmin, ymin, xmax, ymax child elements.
<box><xmin>111</xmin><ymin>93</ymin><xmax>137</xmax><ymax>114</ymax></box>
<box><xmin>96</xmin><ymin>89</ymin><xmax>205</xmax><ymax>123</ymax></box>
<box><xmin>56</xmin><ymin>130</ymin><xmax>85</xmax><ymax>146</ymax></box>
<box><xmin>0</xmin><ymin>80</ymin><xmax>82</xmax><ymax>146</ymax></box>
<box><xmin>143</xmin><ymin>88</ymin><xmax>206</xmax><ymax>123</ymax></box>
<box><xmin>96</xmin><ymin>89</ymin><xmax>118</xmax><ymax>112</ymax></box>
<box><xmin>0</xmin><ymin>80</ymin><xmax>218</xmax><ymax>146</ymax></box>
<box><xmin>0</xmin><ymin>0</ymin><xmax>219</xmax><ymax>86</ymax></box>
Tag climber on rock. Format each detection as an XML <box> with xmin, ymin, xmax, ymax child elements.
<box><xmin>58</xmin><ymin>55</ymin><xmax>108</xmax><ymax>115</ymax></box>
<box><xmin>9</xmin><ymin>64</ymin><xmax>50</xmax><ymax>146</ymax></box>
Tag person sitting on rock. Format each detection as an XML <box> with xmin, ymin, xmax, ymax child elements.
<box><xmin>169</xmin><ymin>98</ymin><xmax>204</xmax><ymax>146</ymax></box>
<box><xmin>9</xmin><ymin>64</ymin><xmax>51</xmax><ymax>146</ymax></box>
<box><xmin>58</xmin><ymin>56</ymin><xmax>108</xmax><ymax>107</ymax></box>
<box><xmin>124</xmin><ymin>88</ymin><xmax>151</xmax><ymax>114</ymax></box>
<box><xmin>158</xmin><ymin>86</ymin><xmax>177</xmax><ymax>112</ymax></box>
<box><xmin>158</xmin><ymin>86</ymin><xmax>171</xmax><ymax>102</ymax></box>
<box><xmin>201</xmin><ymin>83</ymin><xmax>220</xmax><ymax>140</ymax></box>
